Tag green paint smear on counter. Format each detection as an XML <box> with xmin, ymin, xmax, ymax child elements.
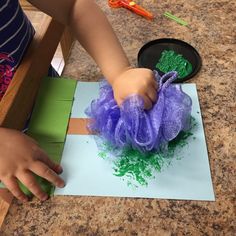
<box><xmin>156</xmin><ymin>50</ymin><xmax>193</xmax><ymax>79</ymax></box>
<box><xmin>98</xmin><ymin>117</ymin><xmax>197</xmax><ymax>187</ymax></box>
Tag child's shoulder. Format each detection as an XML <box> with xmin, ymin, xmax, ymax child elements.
<box><xmin>0</xmin><ymin>0</ymin><xmax>19</xmax><ymax>12</ymax></box>
<box><xmin>0</xmin><ymin>0</ymin><xmax>34</xmax><ymax>64</ymax></box>
<box><xmin>0</xmin><ymin>0</ymin><xmax>23</xmax><ymax>29</ymax></box>
<box><xmin>0</xmin><ymin>0</ymin><xmax>35</xmax><ymax>100</ymax></box>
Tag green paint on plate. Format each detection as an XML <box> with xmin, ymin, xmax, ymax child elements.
<box><xmin>156</xmin><ymin>50</ymin><xmax>193</xmax><ymax>79</ymax></box>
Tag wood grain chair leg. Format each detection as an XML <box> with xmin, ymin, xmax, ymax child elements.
<box><xmin>0</xmin><ymin>189</ymin><xmax>14</xmax><ymax>228</ymax></box>
<box><xmin>60</xmin><ymin>26</ymin><xmax>74</xmax><ymax>62</ymax></box>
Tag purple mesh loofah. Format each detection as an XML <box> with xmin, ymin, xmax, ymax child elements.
<box><xmin>85</xmin><ymin>71</ymin><xmax>192</xmax><ymax>153</ymax></box>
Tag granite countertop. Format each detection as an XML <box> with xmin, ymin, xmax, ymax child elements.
<box><xmin>1</xmin><ymin>0</ymin><xmax>235</xmax><ymax>235</ymax></box>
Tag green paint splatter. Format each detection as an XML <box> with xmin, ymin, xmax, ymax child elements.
<box><xmin>113</xmin><ymin>149</ymin><xmax>164</xmax><ymax>186</ymax></box>
<box><xmin>156</xmin><ymin>50</ymin><xmax>193</xmax><ymax>79</ymax></box>
<box><xmin>98</xmin><ymin>117</ymin><xmax>197</xmax><ymax>187</ymax></box>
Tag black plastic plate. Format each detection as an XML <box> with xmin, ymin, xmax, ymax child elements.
<box><xmin>137</xmin><ymin>38</ymin><xmax>202</xmax><ymax>82</ymax></box>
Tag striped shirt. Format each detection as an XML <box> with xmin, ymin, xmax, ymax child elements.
<box><xmin>0</xmin><ymin>0</ymin><xmax>35</xmax><ymax>100</ymax></box>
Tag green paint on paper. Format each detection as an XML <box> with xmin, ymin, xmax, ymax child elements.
<box><xmin>156</xmin><ymin>50</ymin><xmax>193</xmax><ymax>79</ymax></box>
<box><xmin>113</xmin><ymin>149</ymin><xmax>165</xmax><ymax>187</ymax></box>
<box><xmin>98</xmin><ymin>117</ymin><xmax>197</xmax><ymax>187</ymax></box>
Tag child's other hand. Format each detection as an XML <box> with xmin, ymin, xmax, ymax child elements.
<box><xmin>112</xmin><ymin>68</ymin><xmax>158</xmax><ymax>110</ymax></box>
<box><xmin>0</xmin><ymin>128</ymin><xmax>65</xmax><ymax>202</ymax></box>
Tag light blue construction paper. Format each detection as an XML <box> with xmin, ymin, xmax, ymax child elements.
<box><xmin>71</xmin><ymin>82</ymin><xmax>99</xmax><ymax>118</ymax></box>
<box><xmin>55</xmin><ymin>83</ymin><xmax>215</xmax><ymax>201</ymax></box>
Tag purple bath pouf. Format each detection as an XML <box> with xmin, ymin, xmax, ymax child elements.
<box><xmin>85</xmin><ymin>71</ymin><xmax>192</xmax><ymax>153</ymax></box>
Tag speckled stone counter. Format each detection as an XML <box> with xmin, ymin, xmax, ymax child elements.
<box><xmin>1</xmin><ymin>0</ymin><xmax>235</xmax><ymax>235</ymax></box>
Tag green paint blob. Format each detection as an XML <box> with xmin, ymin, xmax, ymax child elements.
<box><xmin>98</xmin><ymin>117</ymin><xmax>197</xmax><ymax>187</ymax></box>
<box><xmin>113</xmin><ymin>149</ymin><xmax>164</xmax><ymax>186</ymax></box>
<box><xmin>156</xmin><ymin>50</ymin><xmax>193</xmax><ymax>79</ymax></box>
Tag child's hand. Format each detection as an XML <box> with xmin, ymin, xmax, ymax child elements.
<box><xmin>112</xmin><ymin>68</ymin><xmax>158</xmax><ymax>110</ymax></box>
<box><xmin>0</xmin><ymin>128</ymin><xmax>65</xmax><ymax>202</ymax></box>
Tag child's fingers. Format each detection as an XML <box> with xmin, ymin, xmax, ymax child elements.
<box><xmin>151</xmin><ymin>79</ymin><xmax>158</xmax><ymax>90</ymax></box>
<box><xmin>2</xmin><ymin>177</ymin><xmax>28</xmax><ymax>202</ymax></box>
<box><xmin>146</xmin><ymin>87</ymin><xmax>157</xmax><ymax>103</ymax></box>
<box><xmin>17</xmin><ymin>171</ymin><xmax>48</xmax><ymax>201</ymax></box>
<box><xmin>30</xmin><ymin>161</ymin><xmax>65</xmax><ymax>189</ymax></box>
<box><xmin>114</xmin><ymin>96</ymin><xmax>122</xmax><ymax>107</ymax></box>
<box><xmin>27</xmin><ymin>135</ymin><xmax>39</xmax><ymax>145</ymax></box>
<box><xmin>37</xmin><ymin>149</ymin><xmax>63</xmax><ymax>174</ymax></box>
<box><xmin>147</xmin><ymin>73</ymin><xmax>158</xmax><ymax>90</ymax></box>
<box><xmin>142</xmin><ymin>96</ymin><xmax>152</xmax><ymax>110</ymax></box>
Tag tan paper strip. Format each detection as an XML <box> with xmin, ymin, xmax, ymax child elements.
<box><xmin>67</xmin><ymin>118</ymin><xmax>94</xmax><ymax>135</ymax></box>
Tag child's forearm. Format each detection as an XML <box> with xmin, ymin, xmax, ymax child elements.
<box><xmin>70</xmin><ymin>0</ymin><xmax>131</xmax><ymax>84</ymax></box>
<box><xmin>28</xmin><ymin>0</ymin><xmax>157</xmax><ymax>110</ymax></box>
<box><xmin>28</xmin><ymin>0</ymin><xmax>130</xmax><ymax>84</ymax></box>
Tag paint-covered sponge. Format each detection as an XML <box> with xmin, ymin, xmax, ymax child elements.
<box><xmin>85</xmin><ymin>71</ymin><xmax>192</xmax><ymax>153</ymax></box>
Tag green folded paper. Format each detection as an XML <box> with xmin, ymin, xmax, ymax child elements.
<box><xmin>23</xmin><ymin>77</ymin><xmax>77</xmax><ymax>196</ymax></box>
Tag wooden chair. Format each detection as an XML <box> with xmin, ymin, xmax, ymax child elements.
<box><xmin>0</xmin><ymin>3</ymin><xmax>74</xmax><ymax>227</ymax></box>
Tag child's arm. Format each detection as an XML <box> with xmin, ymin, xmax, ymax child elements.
<box><xmin>28</xmin><ymin>0</ymin><xmax>158</xmax><ymax>109</ymax></box>
<box><xmin>0</xmin><ymin>128</ymin><xmax>65</xmax><ymax>201</ymax></box>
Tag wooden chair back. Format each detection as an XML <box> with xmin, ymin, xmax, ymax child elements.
<box><xmin>0</xmin><ymin>10</ymin><xmax>74</xmax><ymax>227</ymax></box>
